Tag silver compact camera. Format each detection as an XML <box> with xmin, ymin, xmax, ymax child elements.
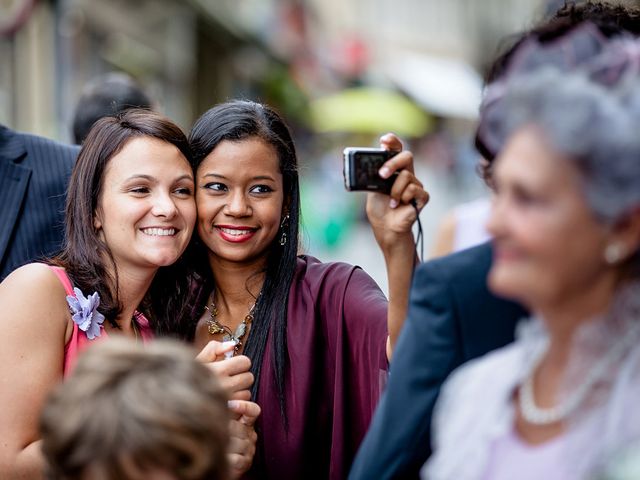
<box><xmin>343</xmin><ymin>147</ymin><xmax>399</xmax><ymax>194</ymax></box>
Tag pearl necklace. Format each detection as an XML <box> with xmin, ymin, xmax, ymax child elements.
<box><xmin>518</xmin><ymin>321</ymin><xmax>640</xmax><ymax>425</ymax></box>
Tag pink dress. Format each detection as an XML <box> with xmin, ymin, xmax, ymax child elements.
<box><xmin>49</xmin><ymin>266</ymin><xmax>154</xmax><ymax>376</ymax></box>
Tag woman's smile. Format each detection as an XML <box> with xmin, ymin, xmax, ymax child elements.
<box><xmin>196</xmin><ymin>137</ymin><xmax>284</xmax><ymax>266</ymax></box>
<box><xmin>140</xmin><ymin>227</ymin><xmax>178</xmax><ymax>237</ymax></box>
<box><xmin>95</xmin><ymin>137</ymin><xmax>196</xmax><ymax>269</ymax></box>
<box><xmin>215</xmin><ymin>225</ymin><xmax>258</xmax><ymax>243</ymax></box>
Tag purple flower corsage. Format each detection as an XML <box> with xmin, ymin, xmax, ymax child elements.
<box><xmin>66</xmin><ymin>287</ymin><xmax>105</xmax><ymax>340</ymax></box>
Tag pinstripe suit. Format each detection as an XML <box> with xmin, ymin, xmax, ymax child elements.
<box><xmin>0</xmin><ymin>125</ymin><xmax>78</xmax><ymax>279</ymax></box>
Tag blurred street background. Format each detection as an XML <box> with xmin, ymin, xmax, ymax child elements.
<box><xmin>3</xmin><ymin>0</ymin><xmax>626</xmax><ymax>293</ymax></box>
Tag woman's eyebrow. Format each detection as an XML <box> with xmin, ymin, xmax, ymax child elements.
<box><xmin>201</xmin><ymin>173</ymin><xmax>276</xmax><ymax>182</ymax></box>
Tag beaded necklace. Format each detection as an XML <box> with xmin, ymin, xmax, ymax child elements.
<box><xmin>204</xmin><ymin>294</ymin><xmax>257</xmax><ymax>356</ymax></box>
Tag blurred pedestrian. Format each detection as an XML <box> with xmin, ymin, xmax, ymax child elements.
<box><xmin>425</xmin><ymin>36</ymin><xmax>640</xmax><ymax>480</ymax></box>
<box><xmin>40</xmin><ymin>338</ymin><xmax>231</xmax><ymax>480</ymax></box>
<box><xmin>72</xmin><ymin>72</ymin><xmax>153</xmax><ymax>144</ymax></box>
<box><xmin>0</xmin><ymin>124</ymin><xmax>77</xmax><ymax>280</ymax></box>
<box><xmin>350</xmin><ymin>3</ymin><xmax>640</xmax><ymax>479</ymax></box>
<box><xmin>430</xmin><ymin>196</ymin><xmax>492</xmax><ymax>257</ymax></box>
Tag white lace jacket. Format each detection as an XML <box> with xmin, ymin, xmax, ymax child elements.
<box><xmin>422</xmin><ymin>307</ymin><xmax>640</xmax><ymax>480</ymax></box>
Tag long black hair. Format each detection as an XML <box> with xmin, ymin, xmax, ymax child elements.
<box><xmin>188</xmin><ymin>100</ymin><xmax>300</xmax><ymax>423</ymax></box>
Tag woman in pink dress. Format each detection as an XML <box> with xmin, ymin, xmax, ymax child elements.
<box><xmin>0</xmin><ymin>110</ymin><xmax>257</xmax><ymax>478</ymax></box>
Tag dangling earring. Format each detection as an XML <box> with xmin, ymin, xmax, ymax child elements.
<box><xmin>604</xmin><ymin>243</ymin><xmax>626</xmax><ymax>265</ymax></box>
<box><xmin>279</xmin><ymin>214</ymin><xmax>290</xmax><ymax>246</ymax></box>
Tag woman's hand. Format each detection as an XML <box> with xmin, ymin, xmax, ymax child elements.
<box><xmin>227</xmin><ymin>400</ymin><xmax>261</xmax><ymax>478</ymax></box>
<box><xmin>197</xmin><ymin>342</ymin><xmax>259</xmax><ymax>477</ymax></box>
<box><xmin>364</xmin><ymin>133</ymin><xmax>429</xmax><ymax>359</ymax></box>
<box><xmin>196</xmin><ymin>341</ymin><xmax>254</xmax><ymax>401</ymax></box>
<box><xmin>366</xmin><ymin>133</ymin><xmax>429</xmax><ymax>251</ymax></box>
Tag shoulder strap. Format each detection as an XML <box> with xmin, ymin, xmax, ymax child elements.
<box><xmin>48</xmin><ymin>265</ymin><xmax>75</xmax><ymax>297</ymax></box>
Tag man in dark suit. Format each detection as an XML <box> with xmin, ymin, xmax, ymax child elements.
<box><xmin>0</xmin><ymin>125</ymin><xmax>78</xmax><ymax>279</ymax></box>
<box><xmin>350</xmin><ymin>3</ymin><xmax>640</xmax><ymax>479</ymax></box>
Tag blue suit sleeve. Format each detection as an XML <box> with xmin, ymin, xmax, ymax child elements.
<box><xmin>349</xmin><ymin>260</ymin><xmax>464</xmax><ymax>480</ymax></box>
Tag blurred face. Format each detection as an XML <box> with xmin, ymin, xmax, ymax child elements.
<box><xmin>487</xmin><ymin>126</ymin><xmax>613</xmax><ymax>312</ymax></box>
<box><xmin>94</xmin><ymin>137</ymin><xmax>196</xmax><ymax>272</ymax></box>
<box><xmin>196</xmin><ymin>137</ymin><xmax>284</xmax><ymax>268</ymax></box>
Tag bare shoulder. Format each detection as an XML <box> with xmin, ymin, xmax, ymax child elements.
<box><xmin>1</xmin><ymin>262</ymin><xmax>63</xmax><ymax>287</ymax></box>
<box><xmin>0</xmin><ymin>265</ymin><xmax>72</xmax><ymax>454</ymax></box>
<box><xmin>0</xmin><ymin>263</ymin><xmax>70</xmax><ymax>335</ymax></box>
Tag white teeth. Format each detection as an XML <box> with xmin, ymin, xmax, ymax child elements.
<box><xmin>142</xmin><ymin>228</ymin><xmax>176</xmax><ymax>237</ymax></box>
<box><xmin>220</xmin><ymin>227</ymin><xmax>251</xmax><ymax>236</ymax></box>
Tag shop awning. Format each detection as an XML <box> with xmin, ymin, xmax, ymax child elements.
<box><xmin>383</xmin><ymin>52</ymin><xmax>483</xmax><ymax>120</ymax></box>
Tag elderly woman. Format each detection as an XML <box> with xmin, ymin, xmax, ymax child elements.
<box><xmin>423</xmin><ymin>39</ymin><xmax>640</xmax><ymax>480</ymax></box>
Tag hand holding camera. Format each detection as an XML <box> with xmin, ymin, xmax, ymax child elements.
<box><xmin>343</xmin><ymin>147</ymin><xmax>400</xmax><ymax>194</ymax></box>
<box><xmin>343</xmin><ymin>133</ymin><xmax>428</xmax><ymax>204</ymax></box>
<box><xmin>343</xmin><ymin>133</ymin><xmax>429</xmax><ymax>256</ymax></box>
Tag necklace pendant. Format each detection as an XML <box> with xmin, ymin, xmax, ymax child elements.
<box><xmin>205</xmin><ymin>293</ymin><xmax>257</xmax><ymax>352</ymax></box>
<box><xmin>235</xmin><ymin>323</ymin><xmax>247</xmax><ymax>338</ymax></box>
<box><xmin>207</xmin><ymin>320</ymin><xmax>227</xmax><ymax>336</ymax></box>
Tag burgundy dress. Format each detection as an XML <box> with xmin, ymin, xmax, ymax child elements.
<box><xmin>247</xmin><ymin>255</ymin><xmax>389</xmax><ymax>479</ymax></box>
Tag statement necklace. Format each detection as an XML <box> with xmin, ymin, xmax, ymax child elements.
<box><xmin>518</xmin><ymin>320</ymin><xmax>640</xmax><ymax>425</ymax></box>
<box><xmin>204</xmin><ymin>294</ymin><xmax>257</xmax><ymax>355</ymax></box>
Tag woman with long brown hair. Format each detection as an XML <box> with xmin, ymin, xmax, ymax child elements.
<box><xmin>0</xmin><ymin>110</ymin><xmax>257</xmax><ymax>478</ymax></box>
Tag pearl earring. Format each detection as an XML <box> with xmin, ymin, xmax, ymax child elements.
<box><xmin>604</xmin><ymin>243</ymin><xmax>626</xmax><ymax>265</ymax></box>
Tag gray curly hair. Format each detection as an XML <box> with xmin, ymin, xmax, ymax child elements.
<box><xmin>495</xmin><ymin>38</ymin><xmax>640</xmax><ymax>224</ymax></box>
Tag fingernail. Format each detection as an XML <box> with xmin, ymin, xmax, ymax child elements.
<box><xmin>222</xmin><ymin>340</ymin><xmax>237</xmax><ymax>349</ymax></box>
<box><xmin>228</xmin><ymin>400</ymin><xmax>239</xmax><ymax>409</ymax></box>
<box><xmin>379</xmin><ymin>167</ymin><xmax>390</xmax><ymax>178</ymax></box>
<box><xmin>389</xmin><ymin>198</ymin><xmax>399</xmax><ymax>209</ymax></box>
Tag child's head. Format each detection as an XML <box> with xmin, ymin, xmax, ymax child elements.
<box><xmin>40</xmin><ymin>338</ymin><xmax>229</xmax><ymax>480</ymax></box>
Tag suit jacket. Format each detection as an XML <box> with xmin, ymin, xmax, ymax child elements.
<box><xmin>0</xmin><ymin>125</ymin><xmax>78</xmax><ymax>279</ymax></box>
<box><xmin>349</xmin><ymin>242</ymin><xmax>528</xmax><ymax>480</ymax></box>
